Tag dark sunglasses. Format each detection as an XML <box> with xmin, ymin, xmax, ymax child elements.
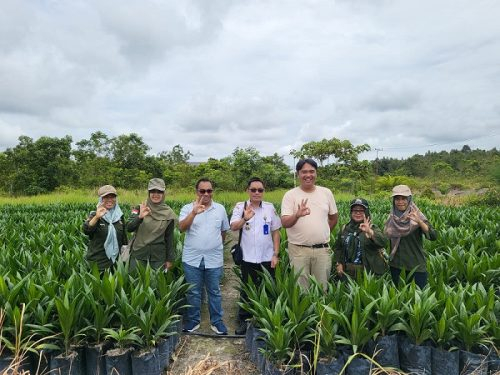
<box><xmin>198</xmin><ymin>189</ymin><xmax>213</xmax><ymax>194</ymax></box>
<box><xmin>249</xmin><ymin>188</ymin><xmax>264</xmax><ymax>193</ymax></box>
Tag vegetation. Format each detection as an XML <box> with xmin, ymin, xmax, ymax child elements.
<box><xmin>1</xmin><ymin>132</ymin><xmax>497</xmax><ymax>196</ymax></box>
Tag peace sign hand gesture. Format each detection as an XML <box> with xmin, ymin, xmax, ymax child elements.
<box><xmin>139</xmin><ymin>201</ymin><xmax>151</xmax><ymax>219</ymax></box>
<box><xmin>192</xmin><ymin>196</ymin><xmax>206</xmax><ymax>215</ymax></box>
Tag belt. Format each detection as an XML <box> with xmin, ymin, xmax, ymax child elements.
<box><xmin>297</xmin><ymin>243</ymin><xmax>330</xmax><ymax>249</ymax></box>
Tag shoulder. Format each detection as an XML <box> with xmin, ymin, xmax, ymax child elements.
<box><xmin>212</xmin><ymin>202</ymin><xmax>227</xmax><ymax>212</ymax></box>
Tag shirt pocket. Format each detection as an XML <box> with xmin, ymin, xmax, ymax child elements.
<box><xmin>214</xmin><ymin>219</ymin><xmax>222</xmax><ymax>229</ymax></box>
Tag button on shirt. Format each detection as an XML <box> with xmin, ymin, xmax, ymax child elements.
<box><xmin>180</xmin><ymin>202</ymin><xmax>230</xmax><ymax>268</ymax></box>
<box><xmin>230</xmin><ymin>201</ymin><xmax>281</xmax><ymax>264</ymax></box>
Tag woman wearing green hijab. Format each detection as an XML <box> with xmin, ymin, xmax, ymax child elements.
<box><xmin>127</xmin><ymin>178</ymin><xmax>178</xmax><ymax>271</ymax></box>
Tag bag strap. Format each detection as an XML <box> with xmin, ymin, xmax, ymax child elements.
<box><xmin>237</xmin><ymin>201</ymin><xmax>247</xmax><ymax>246</ymax></box>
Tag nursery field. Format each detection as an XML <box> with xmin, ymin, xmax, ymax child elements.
<box><xmin>0</xmin><ymin>197</ymin><xmax>499</xmax><ymax>374</ymax></box>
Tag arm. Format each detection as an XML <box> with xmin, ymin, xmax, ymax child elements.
<box><xmin>271</xmin><ymin>229</ymin><xmax>280</xmax><ymax>268</ymax></box>
<box><xmin>164</xmin><ymin>221</ymin><xmax>175</xmax><ymax>269</ymax></box>
<box><xmin>83</xmin><ymin>212</ymin><xmax>98</xmax><ymax>235</ymax></box>
<box><xmin>328</xmin><ymin>213</ymin><xmax>338</xmax><ymax>230</ymax></box>
<box><xmin>333</xmin><ymin>229</ymin><xmax>344</xmax><ymax>275</ymax></box>
<box><xmin>178</xmin><ymin>210</ymin><xmax>196</xmax><ymax>232</ymax></box>
<box><xmin>281</xmin><ymin>198</ymin><xmax>310</xmax><ymax>228</ymax></box>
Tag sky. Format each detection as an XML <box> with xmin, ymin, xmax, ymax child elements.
<box><xmin>0</xmin><ymin>0</ymin><xmax>499</xmax><ymax>166</ymax></box>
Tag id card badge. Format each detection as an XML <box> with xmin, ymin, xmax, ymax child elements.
<box><xmin>263</xmin><ymin>224</ymin><xmax>269</xmax><ymax>235</ymax></box>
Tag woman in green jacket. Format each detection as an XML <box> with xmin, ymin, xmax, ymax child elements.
<box><xmin>335</xmin><ymin>198</ymin><xmax>388</xmax><ymax>279</ymax></box>
<box><xmin>83</xmin><ymin>185</ymin><xmax>127</xmax><ymax>271</ymax></box>
<box><xmin>127</xmin><ymin>178</ymin><xmax>178</xmax><ymax>271</ymax></box>
<box><xmin>384</xmin><ymin>185</ymin><xmax>437</xmax><ymax>288</ymax></box>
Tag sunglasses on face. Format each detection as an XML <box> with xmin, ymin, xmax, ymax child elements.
<box><xmin>197</xmin><ymin>189</ymin><xmax>213</xmax><ymax>194</ymax></box>
<box><xmin>352</xmin><ymin>209</ymin><xmax>365</xmax><ymax>213</ymax></box>
<box><xmin>249</xmin><ymin>188</ymin><xmax>264</xmax><ymax>193</ymax></box>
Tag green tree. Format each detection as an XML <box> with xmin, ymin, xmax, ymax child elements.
<box><xmin>4</xmin><ymin>135</ymin><xmax>74</xmax><ymax>195</ymax></box>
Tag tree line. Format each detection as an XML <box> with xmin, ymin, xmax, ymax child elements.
<box><xmin>0</xmin><ymin>132</ymin><xmax>497</xmax><ymax>196</ymax></box>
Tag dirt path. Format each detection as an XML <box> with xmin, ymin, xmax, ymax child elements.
<box><xmin>166</xmin><ymin>234</ymin><xmax>259</xmax><ymax>375</ymax></box>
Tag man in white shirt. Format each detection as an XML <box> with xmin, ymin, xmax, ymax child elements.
<box><xmin>230</xmin><ymin>177</ymin><xmax>281</xmax><ymax>334</ymax></box>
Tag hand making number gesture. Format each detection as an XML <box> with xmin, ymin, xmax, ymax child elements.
<box><xmin>243</xmin><ymin>203</ymin><xmax>255</xmax><ymax>221</ymax></box>
<box><xmin>296</xmin><ymin>198</ymin><xmax>310</xmax><ymax>219</ymax></box>
<box><xmin>139</xmin><ymin>201</ymin><xmax>151</xmax><ymax>219</ymax></box>
<box><xmin>359</xmin><ymin>214</ymin><xmax>374</xmax><ymax>238</ymax></box>
<box><xmin>192</xmin><ymin>196</ymin><xmax>206</xmax><ymax>215</ymax></box>
<box><xmin>95</xmin><ymin>203</ymin><xmax>108</xmax><ymax>219</ymax></box>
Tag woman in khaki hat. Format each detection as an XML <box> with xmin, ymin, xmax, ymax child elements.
<box><xmin>83</xmin><ymin>185</ymin><xmax>127</xmax><ymax>271</ymax></box>
<box><xmin>127</xmin><ymin>178</ymin><xmax>178</xmax><ymax>271</ymax></box>
<box><xmin>384</xmin><ymin>185</ymin><xmax>437</xmax><ymax>288</ymax></box>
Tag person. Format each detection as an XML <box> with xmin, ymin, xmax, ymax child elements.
<box><xmin>384</xmin><ymin>185</ymin><xmax>437</xmax><ymax>288</ymax></box>
<box><xmin>179</xmin><ymin>178</ymin><xmax>230</xmax><ymax>335</ymax></box>
<box><xmin>281</xmin><ymin>158</ymin><xmax>338</xmax><ymax>289</ymax></box>
<box><xmin>83</xmin><ymin>185</ymin><xmax>127</xmax><ymax>272</ymax></box>
<box><xmin>334</xmin><ymin>198</ymin><xmax>388</xmax><ymax>279</ymax></box>
<box><xmin>230</xmin><ymin>177</ymin><xmax>281</xmax><ymax>335</ymax></box>
<box><xmin>127</xmin><ymin>178</ymin><xmax>178</xmax><ymax>271</ymax></box>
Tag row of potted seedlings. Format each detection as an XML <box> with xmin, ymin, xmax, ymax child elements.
<box><xmin>240</xmin><ymin>264</ymin><xmax>499</xmax><ymax>375</ymax></box>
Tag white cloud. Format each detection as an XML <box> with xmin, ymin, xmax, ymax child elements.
<box><xmin>0</xmin><ymin>0</ymin><xmax>498</xmax><ymax>163</ymax></box>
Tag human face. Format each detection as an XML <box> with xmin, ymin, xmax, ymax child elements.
<box><xmin>394</xmin><ymin>195</ymin><xmax>409</xmax><ymax>211</ymax></box>
<box><xmin>149</xmin><ymin>189</ymin><xmax>164</xmax><ymax>204</ymax></box>
<box><xmin>298</xmin><ymin>162</ymin><xmax>317</xmax><ymax>190</ymax></box>
<box><xmin>196</xmin><ymin>181</ymin><xmax>213</xmax><ymax>205</ymax></box>
<box><xmin>101</xmin><ymin>194</ymin><xmax>116</xmax><ymax>209</ymax></box>
<box><xmin>351</xmin><ymin>205</ymin><xmax>366</xmax><ymax>223</ymax></box>
<box><xmin>247</xmin><ymin>181</ymin><xmax>264</xmax><ymax>204</ymax></box>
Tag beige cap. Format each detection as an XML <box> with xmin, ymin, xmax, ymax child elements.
<box><xmin>98</xmin><ymin>185</ymin><xmax>117</xmax><ymax>197</ymax></box>
<box><xmin>391</xmin><ymin>184</ymin><xmax>412</xmax><ymax>197</ymax></box>
<box><xmin>148</xmin><ymin>178</ymin><xmax>166</xmax><ymax>192</ymax></box>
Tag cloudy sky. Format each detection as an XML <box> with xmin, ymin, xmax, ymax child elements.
<box><xmin>1</xmin><ymin>0</ymin><xmax>499</xmax><ymax>164</ymax></box>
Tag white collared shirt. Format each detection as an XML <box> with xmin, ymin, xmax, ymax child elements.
<box><xmin>230</xmin><ymin>201</ymin><xmax>281</xmax><ymax>263</ymax></box>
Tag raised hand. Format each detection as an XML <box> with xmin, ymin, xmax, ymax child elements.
<box><xmin>192</xmin><ymin>196</ymin><xmax>206</xmax><ymax>215</ymax></box>
<box><xmin>139</xmin><ymin>201</ymin><xmax>151</xmax><ymax>219</ymax></box>
<box><xmin>243</xmin><ymin>203</ymin><xmax>255</xmax><ymax>221</ymax></box>
<box><xmin>95</xmin><ymin>203</ymin><xmax>108</xmax><ymax>219</ymax></box>
<box><xmin>359</xmin><ymin>215</ymin><xmax>374</xmax><ymax>238</ymax></box>
<box><xmin>296</xmin><ymin>198</ymin><xmax>310</xmax><ymax>218</ymax></box>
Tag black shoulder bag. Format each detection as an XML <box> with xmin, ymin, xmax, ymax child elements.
<box><xmin>230</xmin><ymin>202</ymin><xmax>246</xmax><ymax>266</ymax></box>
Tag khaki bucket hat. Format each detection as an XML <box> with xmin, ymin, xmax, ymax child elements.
<box><xmin>148</xmin><ymin>178</ymin><xmax>166</xmax><ymax>192</ymax></box>
<box><xmin>98</xmin><ymin>185</ymin><xmax>117</xmax><ymax>197</ymax></box>
<box><xmin>391</xmin><ymin>184</ymin><xmax>412</xmax><ymax>197</ymax></box>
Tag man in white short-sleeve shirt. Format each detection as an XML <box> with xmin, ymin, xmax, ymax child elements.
<box><xmin>281</xmin><ymin>159</ymin><xmax>338</xmax><ymax>288</ymax></box>
<box><xmin>230</xmin><ymin>177</ymin><xmax>281</xmax><ymax>334</ymax></box>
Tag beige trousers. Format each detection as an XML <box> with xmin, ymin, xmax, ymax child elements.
<box><xmin>287</xmin><ymin>243</ymin><xmax>332</xmax><ymax>289</ymax></box>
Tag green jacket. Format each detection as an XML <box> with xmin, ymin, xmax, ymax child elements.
<box><xmin>83</xmin><ymin>213</ymin><xmax>127</xmax><ymax>271</ymax></box>
<box><xmin>389</xmin><ymin>221</ymin><xmax>437</xmax><ymax>273</ymax></box>
<box><xmin>126</xmin><ymin>210</ymin><xmax>176</xmax><ymax>270</ymax></box>
<box><xmin>334</xmin><ymin>223</ymin><xmax>389</xmax><ymax>275</ymax></box>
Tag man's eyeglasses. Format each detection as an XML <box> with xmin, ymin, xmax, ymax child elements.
<box><xmin>198</xmin><ymin>189</ymin><xmax>213</xmax><ymax>194</ymax></box>
<box><xmin>249</xmin><ymin>188</ymin><xmax>264</xmax><ymax>193</ymax></box>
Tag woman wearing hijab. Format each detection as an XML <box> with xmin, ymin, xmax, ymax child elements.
<box><xmin>384</xmin><ymin>185</ymin><xmax>437</xmax><ymax>288</ymax></box>
<box><xmin>127</xmin><ymin>178</ymin><xmax>178</xmax><ymax>271</ymax></box>
<box><xmin>83</xmin><ymin>185</ymin><xmax>127</xmax><ymax>272</ymax></box>
<box><xmin>334</xmin><ymin>198</ymin><xmax>388</xmax><ymax>279</ymax></box>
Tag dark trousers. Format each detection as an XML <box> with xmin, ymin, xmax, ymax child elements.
<box><xmin>238</xmin><ymin>260</ymin><xmax>274</xmax><ymax>322</ymax></box>
<box><xmin>390</xmin><ymin>266</ymin><xmax>428</xmax><ymax>289</ymax></box>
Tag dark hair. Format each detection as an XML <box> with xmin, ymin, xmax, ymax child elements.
<box><xmin>246</xmin><ymin>177</ymin><xmax>265</xmax><ymax>188</ymax></box>
<box><xmin>296</xmin><ymin>158</ymin><xmax>318</xmax><ymax>172</ymax></box>
<box><xmin>195</xmin><ymin>178</ymin><xmax>214</xmax><ymax>190</ymax></box>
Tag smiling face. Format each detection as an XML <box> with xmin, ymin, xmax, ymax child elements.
<box><xmin>350</xmin><ymin>205</ymin><xmax>366</xmax><ymax>223</ymax></box>
<box><xmin>196</xmin><ymin>181</ymin><xmax>213</xmax><ymax>206</ymax></box>
<box><xmin>247</xmin><ymin>181</ymin><xmax>265</xmax><ymax>204</ymax></box>
<box><xmin>149</xmin><ymin>189</ymin><xmax>164</xmax><ymax>204</ymax></box>
<box><xmin>101</xmin><ymin>194</ymin><xmax>116</xmax><ymax>209</ymax></box>
<box><xmin>394</xmin><ymin>195</ymin><xmax>409</xmax><ymax>212</ymax></box>
<box><xmin>298</xmin><ymin>162</ymin><xmax>317</xmax><ymax>191</ymax></box>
